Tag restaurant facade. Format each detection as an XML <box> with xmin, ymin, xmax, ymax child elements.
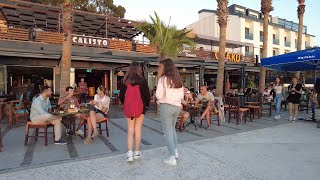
<box><xmin>0</xmin><ymin>0</ymin><xmax>259</xmax><ymax>97</ymax></box>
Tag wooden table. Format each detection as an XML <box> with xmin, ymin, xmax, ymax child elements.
<box><xmin>52</xmin><ymin>109</ymin><xmax>89</xmax><ymax>143</ymax></box>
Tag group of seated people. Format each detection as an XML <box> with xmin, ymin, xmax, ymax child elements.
<box><xmin>176</xmin><ymin>86</ymin><xmax>219</xmax><ymax>131</ymax></box>
<box><xmin>29</xmin><ymin>85</ymin><xmax>110</xmax><ymax>145</ymax></box>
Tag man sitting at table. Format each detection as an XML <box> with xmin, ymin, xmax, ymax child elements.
<box><xmin>30</xmin><ymin>86</ymin><xmax>67</xmax><ymax>145</ymax></box>
<box><xmin>195</xmin><ymin>86</ymin><xmax>218</xmax><ymax>128</ymax></box>
<box><xmin>58</xmin><ymin>86</ymin><xmax>82</xmax><ymax>135</ymax></box>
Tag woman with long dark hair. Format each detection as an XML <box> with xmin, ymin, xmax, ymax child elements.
<box><xmin>287</xmin><ymin>76</ymin><xmax>302</xmax><ymax>122</ymax></box>
<box><xmin>119</xmin><ymin>62</ymin><xmax>150</xmax><ymax>162</ymax></box>
<box><xmin>274</xmin><ymin>77</ymin><xmax>285</xmax><ymax>120</ymax></box>
<box><xmin>84</xmin><ymin>86</ymin><xmax>110</xmax><ymax>144</ymax></box>
<box><xmin>156</xmin><ymin>59</ymin><xmax>184</xmax><ymax>166</ymax></box>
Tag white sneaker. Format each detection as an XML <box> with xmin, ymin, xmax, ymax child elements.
<box><xmin>274</xmin><ymin>115</ymin><xmax>280</xmax><ymax>120</ymax></box>
<box><xmin>133</xmin><ymin>151</ymin><xmax>141</xmax><ymax>160</ymax></box>
<box><xmin>288</xmin><ymin>116</ymin><xmax>293</xmax><ymax>121</ymax></box>
<box><xmin>175</xmin><ymin>149</ymin><xmax>179</xmax><ymax>159</ymax></box>
<box><xmin>126</xmin><ymin>151</ymin><xmax>133</xmax><ymax>162</ymax></box>
<box><xmin>76</xmin><ymin>130</ymin><xmax>84</xmax><ymax>136</ymax></box>
<box><xmin>163</xmin><ymin>156</ymin><xmax>177</xmax><ymax>166</ymax></box>
<box><xmin>292</xmin><ymin>117</ymin><xmax>296</xmax><ymax>122</ymax></box>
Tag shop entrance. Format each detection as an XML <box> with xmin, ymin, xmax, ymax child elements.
<box><xmin>75</xmin><ymin>69</ymin><xmax>110</xmax><ymax>96</ymax></box>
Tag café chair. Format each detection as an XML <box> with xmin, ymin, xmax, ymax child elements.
<box><xmin>225</xmin><ymin>97</ymin><xmax>250</xmax><ymax>125</ymax></box>
<box><xmin>81</xmin><ymin>116</ymin><xmax>109</xmax><ymax>138</ymax></box>
<box><xmin>25</xmin><ymin>120</ymin><xmax>54</xmax><ymax>146</ymax></box>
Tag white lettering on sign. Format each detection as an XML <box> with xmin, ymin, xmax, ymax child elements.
<box><xmin>72</xmin><ymin>35</ymin><xmax>109</xmax><ymax>47</ymax></box>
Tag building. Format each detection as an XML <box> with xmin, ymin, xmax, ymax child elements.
<box><xmin>186</xmin><ymin>4</ymin><xmax>315</xmax><ymax>60</ymax></box>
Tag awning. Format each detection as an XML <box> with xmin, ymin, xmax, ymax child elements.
<box><xmin>192</xmin><ymin>34</ymin><xmax>255</xmax><ymax>48</ymax></box>
<box><xmin>261</xmin><ymin>48</ymin><xmax>320</xmax><ymax>71</ymax></box>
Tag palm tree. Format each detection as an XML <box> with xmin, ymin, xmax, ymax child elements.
<box><xmin>258</xmin><ymin>0</ymin><xmax>273</xmax><ymax>93</ymax></box>
<box><xmin>215</xmin><ymin>0</ymin><xmax>229</xmax><ymax>96</ymax></box>
<box><xmin>294</xmin><ymin>0</ymin><xmax>305</xmax><ymax>79</ymax></box>
<box><xmin>60</xmin><ymin>1</ymin><xmax>74</xmax><ymax>95</ymax></box>
<box><xmin>137</xmin><ymin>12</ymin><xmax>195</xmax><ymax>61</ymax></box>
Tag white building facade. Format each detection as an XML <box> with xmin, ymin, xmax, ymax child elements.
<box><xmin>186</xmin><ymin>4</ymin><xmax>315</xmax><ymax>61</ymax></box>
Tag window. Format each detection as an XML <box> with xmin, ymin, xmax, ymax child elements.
<box><xmin>273</xmin><ymin>34</ymin><xmax>276</xmax><ymax>40</ymax></box>
<box><xmin>245</xmin><ymin>28</ymin><xmax>250</xmax><ymax>34</ymax></box>
<box><xmin>245</xmin><ymin>46</ymin><xmax>250</xmax><ymax>52</ymax></box>
<box><xmin>284</xmin><ymin>37</ymin><xmax>287</xmax><ymax>41</ymax></box>
<box><xmin>260</xmin><ymin>31</ymin><xmax>263</xmax><ymax>36</ymax></box>
<box><xmin>273</xmin><ymin>50</ymin><xmax>276</xmax><ymax>56</ymax></box>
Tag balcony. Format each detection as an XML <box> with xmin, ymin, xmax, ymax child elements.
<box><xmin>273</xmin><ymin>39</ymin><xmax>279</xmax><ymax>45</ymax></box>
<box><xmin>260</xmin><ymin>36</ymin><xmax>263</xmax><ymax>42</ymax></box>
<box><xmin>245</xmin><ymin>51</ymin><xmax>254</xmax><ymax>56</ymax></box>
<box><xmin>285</xmin><ymin>41</ymin><xmax>291</xmax><ymax>47</ymax></box>
<box><xmin>245</xmin><ymin>32</ymin><xmax>254</xmax><ymax>40</ymax></box>
<box><xmin>0</xmin><ymin>27</ymin><xmax>158</xmax><ymax>54</ymax></box>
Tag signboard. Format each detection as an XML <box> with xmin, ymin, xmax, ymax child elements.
<box><xmin>179</xmin><ymin>48</ymin><xmax>197</xmax><ymax>58</ymax></box>
<box><xmin>213</xmin><ymin>51</ymin><xmax>242</xmax><ymax>63</ymax></box>
<box><xmin>72</xmin><ymin>34</ymin><xmax>109</xmax><ymax>48</ymax></box>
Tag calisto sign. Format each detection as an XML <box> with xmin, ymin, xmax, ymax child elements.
<box><xmin>72</xmin><ymin>35</ymin><xmax>109</xmax><ymax>48</ymax></box>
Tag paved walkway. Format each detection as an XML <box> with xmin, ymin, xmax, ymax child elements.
<box><xmin>0</xmin><ymin>121</ymin><xmax>319</xmax><ymax>180</ymax></box>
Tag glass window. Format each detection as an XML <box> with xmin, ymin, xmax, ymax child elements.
<box><xmin>245</xmin><ymin>28</ymin><xmax>250</xmax><ymax>34</ymax></box>
<box><xmin>245</xmin><ymin>46</ymin><xmax>250</xmax><ymax>51</ymax></box>
<box><xmin>273</xmin><ymin>50</ymin><xmax>276</xmax><ymax>56</ymax></box>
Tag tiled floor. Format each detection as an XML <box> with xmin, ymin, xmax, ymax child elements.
<box><xmin>0</xmin><ymin>105</ymin><xmax>318</xmax><ymax>173</ymax></box>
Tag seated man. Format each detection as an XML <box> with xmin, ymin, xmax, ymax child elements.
<box><xmin>30</xmin><ymin>86</ymin><xmax>66</xmax><ymax>145</ymax></box>
<box><xmin>58</xmin><ymin>86</ymin><xmax>81</xmax><ymax>135</ymax></box>
<box><xmin>195</xmin><ymin>86</ymin><xmax>217</xmax><ymax>128</ymax></box>
<box><xmin>58</xmin><ymin>86</ymin><xmax>79</xmax><ymax>110</ymax></box>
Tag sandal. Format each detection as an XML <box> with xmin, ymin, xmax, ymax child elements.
<box><xmin>92</xmin><ymin>131</ymin><xmax>98</xmax><ymax>138</ymax></box>
<box><xmin>84</xmin><ymin>138</ymin><xmax>92</xmax><ymax>144</ymax></box>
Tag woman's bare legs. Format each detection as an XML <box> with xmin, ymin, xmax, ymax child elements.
<box><xmin>89</xmin><ymin>111</ymin><xmax>98</xmax><ymax>136</ymax></box>
<box><xmin>127</xmin><ymin>118</ymin><xmax>135</xmax><ymax>152</ymax></box>
<box><xmin>134</xmin><ymin>114</ymin><xmax>144</xmax><ymax>151</ymax></box>
<box><xmin>294</xmin><ymin>104</ymin><xmax>299</xmax><ymax>119</ymax></box>
<box><xmin>288</xmin><ymin>102</ymin><xmax>293</xmax><ymax>118</ymax></box>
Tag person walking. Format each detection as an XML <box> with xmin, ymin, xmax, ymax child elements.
<box><xmin>119</xmin><ymin>62</ymin><xmax>150</xmax><ymax>162</ymax></box>
<box><xmin>156</xmin><ymin>59</ymin><xmax>184</xmax><ymax>166</ymax></box>
<box><xmin>274</xmin><ymin>77</ymin><xmax>285</xmax><ymax>120</ymax></box>
<box><xmin>287</xmin><ymin>76</ymin><xmax>302</xmax><ymax>122</ymax></box>
<box><xmin>78</xmin><ymin>78</ymin><xmax>88</xmax><ymax>103</ymax></box>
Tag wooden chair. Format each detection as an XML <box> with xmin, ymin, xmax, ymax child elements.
<box><xmin>82</xmin><ymin>116</ymin><xmax>109</xmax><ymax>138</ymax></box>
<box><xmin>175</xmin><ymin>115</ymin><xmax>185</xmax><ymax>132</ymax></box>
<box><xmin>225</xmin><ymin>97</ymin><xmax>250</xmax><ymax>125</ymax></box>
<box><xmin>246</xmin><ymin>94</ymin><xmax>262</xmax><ymax>119</ymax></box>
<box><xmin>24</xmin><ymin>121</ymin><xmax>54</xmax><ymax>146</ymax></box>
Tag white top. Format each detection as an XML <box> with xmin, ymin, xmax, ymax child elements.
<box><xmin>274</xmin><ymin>85</ymin><xmax>283</xmax><ymax>94</ymax></box>
<box><xmin>94</xmin><ymin>94</ymin><xmax>110</xmax><ymax>112</ymax></box>
<box><xmin>156</xmin><ymin>76</ymin><xmax>184</xmax><ymax>107</ymax></box>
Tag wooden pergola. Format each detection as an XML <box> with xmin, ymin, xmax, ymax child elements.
<box><xmin>0</xmin><ymin>0</ymin><xmax>140</xmax><ymax>40</ymax></box>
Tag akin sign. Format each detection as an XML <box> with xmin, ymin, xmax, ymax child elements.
<box><xmin>72</xmin><ymin>35</ymin><xmax>109</xmax><ymax>48</ymax></box>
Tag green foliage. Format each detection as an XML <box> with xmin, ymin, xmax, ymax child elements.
<box><xmin>26</xmin><ymin>0</ymin><xmax>126</xmax><ymax>18</ymax></box>
<box><xmin>246</xmin><ymin>76</ymin><xmax>256</xmax><ymax>88</ymax></box>
<box><xmin>137</xmin><ymin>12</ymin><xmax>195</xmax><ymax>59</ymax></box>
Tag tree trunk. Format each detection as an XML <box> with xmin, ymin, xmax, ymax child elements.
<box><xmin>215</xmin><ymin>23</ymin><xmax>227</xmax><ymax>96</ymax></box>
<box><xmin>60</xmin><ymin>2</ymin><xmax>73</xmax><ymax>96</ymax></box>
<box><xmin>295</xmin><ymin>1</ymin><xmax>305</xmax><ymax>79</ymax></box>
<box><xmin>60</xmin><ymin>34</ymin><xmax>72</xmax><ymax>96</ymax></box>
<box><xmin>259</xmin><ymin>11</ymin><xmax>270</xmax><ymax>93</ymax></box>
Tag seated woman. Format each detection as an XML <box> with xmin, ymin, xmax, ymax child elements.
<box><xmin>176</xmin><ymin>89</ymin><xmax>190</xmax><ymax>131</ymax></box>
<box><xmin>84</xmin><ymin>86</ymin><xmax>110</xmax><ymax>144</ymax></box>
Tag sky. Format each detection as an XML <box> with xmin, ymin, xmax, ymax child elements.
<box><xmin>114</xmin><ymin>0</ymin><xmax>320</xmax><ymax>46</ymax></box>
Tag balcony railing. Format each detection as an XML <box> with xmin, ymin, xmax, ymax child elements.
<box><xmin>245</xmin><ymin>32</ymin><xmax>254</xmax><ymax>40</ymax></box>
<box><xmin>245</xmin><ymin>51</ymin><xmax>254</xmax><ymax>56</ymax></box>
<box><xmin>273</xmin><ymin>39</ymin><xmax>279</xmax><ymax>45</ymax></box>
<box><xmin>285</xmin><ymin>41</ymin><xmax>291</xmax><ymax>47</ymax></box>
<box><xmin>0</xmin><ymin>27</ymin><xmax>157</xmax><ymax>54</ymax></box>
